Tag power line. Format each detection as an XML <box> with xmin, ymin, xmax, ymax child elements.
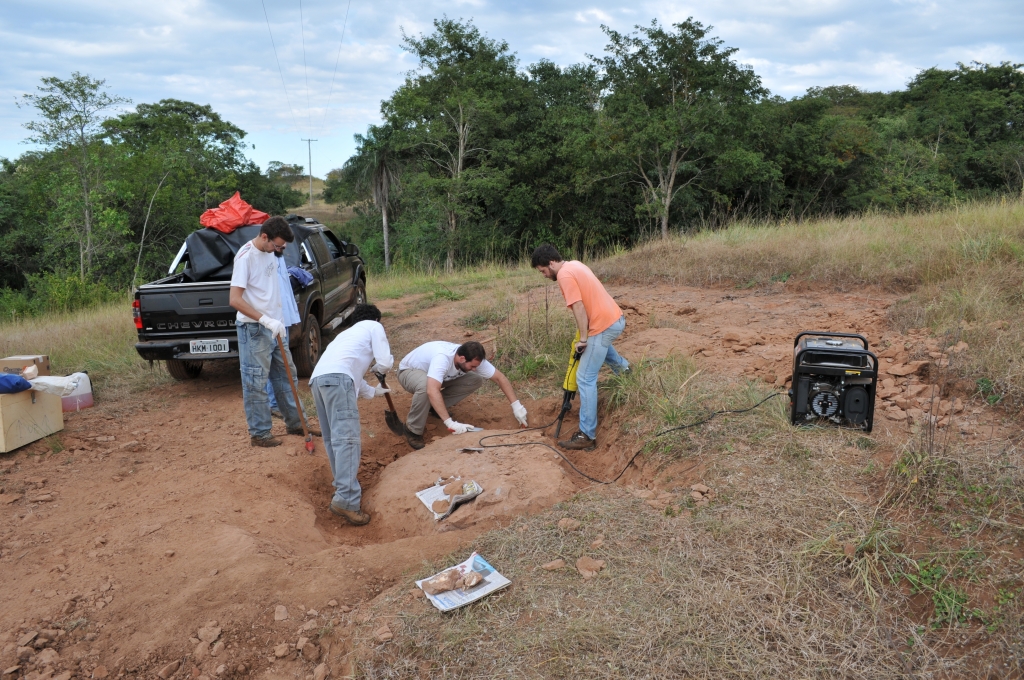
<box><xmin>298</xmin><ymin>0</ymin><xmax>313</xmax><ymax>137</ymax></box>
<box><xmin>318</xmin><ymin>0</ymin><xmax>353</xmax><ymax>136</ymax></box>
<box><xmin>260</xmin><ymin>0</ymin><xmax>301</xmax><ymax>134</ymax></box>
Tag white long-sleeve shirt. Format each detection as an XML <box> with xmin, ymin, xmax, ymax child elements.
<box><xmin>310</xmin><ymin>320</ymin><xmax>393</xmax><ymax>399</ymax></box>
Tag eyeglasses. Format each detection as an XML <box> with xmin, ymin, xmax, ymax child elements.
<box><xmin>271</xmin><ymin>241</ymin><xmax>287</xmax><ymax>252</ymax></box>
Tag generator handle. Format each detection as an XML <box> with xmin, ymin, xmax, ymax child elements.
<box><xmin>793</xmin><ymin>331</ymin><xmax>869</xmax><ymax>350</ymax></box>
<box><xmin>794</xmin><ymin>347</ymin><xmax>878</xmax><ymax>372</ymax></box>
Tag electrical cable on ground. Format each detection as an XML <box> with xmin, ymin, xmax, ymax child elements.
<box><xmin>478</xmin><ymin>392</ymin><xmax>784</xmax><ymax>485</ymax></box>
<box><xmin>260</xmin><ymin>0</ymin><xmax>302</xmax><ymax>134</ymax></box>
<box><xmin>317</xmin><ymin>0</ymin><xmax>353</xmax><ymax>136</ymax></box>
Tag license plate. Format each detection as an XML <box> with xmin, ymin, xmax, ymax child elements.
<box><xmin>189</xmin><ymin>339</ymin><xmax>229</xmax><ymax>354</ymax></box>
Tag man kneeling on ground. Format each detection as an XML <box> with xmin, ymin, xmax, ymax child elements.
<box><xmin>397</xmin><ymin>340</ymin><xmax>528</xmax><ymax>449</ymax></box>
<box><xmin>309</xmin><ymin>304</ymin><xmax>393</xmax><ymax>526</ymax></box>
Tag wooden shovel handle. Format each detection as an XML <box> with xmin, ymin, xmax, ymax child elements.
<box><xmin>375</xmin><ymin>372</ymin><xmax>398</xmax><ymax>413</ymax></box>
<box><xmin>277</xmin><ymin>334</ymin><xmax>309</xmax><ymax>438</ymax></box>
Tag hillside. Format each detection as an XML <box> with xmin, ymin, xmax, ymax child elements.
<box><xmin>0</xmin><ymin>203</ymin><xmax>1021</xmax><ymax>678</ymax></box>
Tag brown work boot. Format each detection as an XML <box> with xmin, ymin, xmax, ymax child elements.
<box><xmin>330</xmin><ymin>502</ymin><xmax>370</xmax><ymax>526</ymax></box>
<box><xmin>558</xmin><ymin>430</ymin><xmax>596</xmax><ymax>451</ymax></box>
<box><xmin>287</xmin><ymin>426</ymin><xmax>321</xmax><ymax>437</ymax></box>
<box><xmin>250</xmin><ymin>435</ymin><xmax>282</xmax><ymax>448</ymax></box>
<box><xmin>404</xmin><ymin>425</ymin><xmax>425</xmax><ymax>450</ymax></box>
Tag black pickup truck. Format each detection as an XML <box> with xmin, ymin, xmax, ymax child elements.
<box><xmin>133</xmin><ymin>215</ymin><xmax>366</xmax><ymax>380</ymax></box>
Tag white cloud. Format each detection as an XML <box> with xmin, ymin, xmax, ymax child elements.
<box><xmin>0</xmin><ymin>0</ymin><xmax>1021</xmax><ymax>171</ymax></box>
<box><xmin>575</xmin><ymin>8</ymin><xmax>614</xmax><ymax>24</ymax></box>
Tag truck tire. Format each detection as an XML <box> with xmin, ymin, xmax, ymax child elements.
<box><xmin>166</xmin><ymin>359</ymin><xmax>203</xmax><ymax>380</ymax></box>
<box><xmin>293</xmin><ymin>313</ymin><xmax>321</xmax><ymax>378</ymax></box>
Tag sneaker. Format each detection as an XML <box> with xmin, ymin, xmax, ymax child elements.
<box><xmin>404</xmin><ymin>425</ymin><xmax>425</xmax><ymax>450</ymax></box>
<box><xmin>271</xmin><ymin>408</ymin><xmax>283</xmax><ymax>419</ymax></box>
<box><xmin>287</xmin><ymin>426</ymin><xmax>322</xmax><ymax>437</ymax></box>
<box><xmin>250</xmin><ymin>435</ymin><xmax>282</xmax><ymax>448</ymax></box>
<box><xmin>557</xmin><ymin>430</ymin><xmax>596</xmax><ymax>451</ymax></box>
<box><xmin>330</xmin><ymin>502</ymin><xmax>370</xmax><ymax>526</ymax></box>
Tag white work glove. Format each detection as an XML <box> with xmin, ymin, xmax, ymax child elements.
<box><xmin>511</xmin><ymin>400</ymin><xmax>528</xmax><ymax>427</ymax></box>
<box><xmin>258</xmin><ymin>315</ymin><xmax>286</xmax><ymax>339</ymax></box>
<box><xmin>444</xmin><ymin>418</ymin><xmax>474</xmax><ymax>435</ymax></box>
<box><xmin>373</xmin><ymin>386</ymin><xmax>391</xmax><ymax>398</ymax></box>
<box><xmin>371</xmin><ymin>355</ymin><xmax>394</xmax><ymax>374</ymax></box>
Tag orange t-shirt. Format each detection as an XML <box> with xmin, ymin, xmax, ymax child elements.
<box><xmin>556</xmin><ymin>261</ymin><xmax>622</xmax><ymax>336</ymax></box>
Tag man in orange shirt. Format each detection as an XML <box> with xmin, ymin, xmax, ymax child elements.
<box><xmin>532</xmin><ymin>244</ymin><xmax>630</xmax><ymax>450</ymax></box>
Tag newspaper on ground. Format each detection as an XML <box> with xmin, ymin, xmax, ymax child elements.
<box><xmin>415</xmin><ymin>478</ymin><xmax>483</xmax><ymax>520</ymax></box>
<box><xmin>416</xmin><ymin>552</ymin><xmax>511</xmax><ymax>612</ymax></box>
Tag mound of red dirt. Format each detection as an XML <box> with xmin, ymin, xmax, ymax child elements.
<box><xmin>362</xmin><ymin>431</ymin><xmax>576</xmax><ymax>538</ymax></box>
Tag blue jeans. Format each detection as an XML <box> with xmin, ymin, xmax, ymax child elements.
<box><xmin>576</xmin><ymin>315</ymin><xmax>629</xmax><ymax>440</ymax></box>
<box><xmin>266</xmin><ymin>383</ymin><xmax>279</xmax><ymax>410</ymax></box>
<box><xmin>237</xmin><ymin>322</ymin><xmax>302</xmax><ymax>438</ymax></box>
<box><xmin>310</xmin><ymin>373</ymin><xmax>362</xmax><ymax>510</ymax></box>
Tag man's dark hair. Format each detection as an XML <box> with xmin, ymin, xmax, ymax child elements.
<box><xmin>349</xmin><ymin>304</ymin><xmax>382</xmax><ymax>325</ymax></box>
<box><xmin>261</xmin><ymin>216</ymin><xmax>294</xmax><ymax>242</ymax></box>
<box><xmin>456</xmin><ymin>341</ymin><xmax>487</xmax><ymax>363</ymax></box>
<box><xmin>531</xmin><ymin>244</ymin><xmax>563</xmax><ymax>268</ymax></box>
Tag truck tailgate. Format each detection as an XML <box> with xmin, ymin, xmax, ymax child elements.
<box><xmin>136</xmin><ymin>281</ymin><xmax>238</xmax><ymax>361</ymax></box>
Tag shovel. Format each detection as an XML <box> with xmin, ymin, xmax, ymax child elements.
<box><xmin>277</xmin><ymin>335</ymin><xmax>315</xmax><ymax>453</ymax></box>
<box><xmin>374</xmin><ymin>372</ymin><xmax>406</xmax><ymax>436</ymax></box>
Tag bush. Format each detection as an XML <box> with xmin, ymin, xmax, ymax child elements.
<box><xmin>0</xmin><ymin>273</ymin><xmax>121</xmax><ymax>321</ymax></box>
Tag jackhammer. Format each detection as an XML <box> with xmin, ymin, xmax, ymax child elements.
<box><xmin>554</xmin><ymin>331</ymin><xmax>584</xmax><ymax>439</ymax></box>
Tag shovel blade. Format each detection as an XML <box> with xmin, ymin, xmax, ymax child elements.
<box><xmin>384</xmin><ymin>409</ymin><xmax>405</xmax><ymax>436</ymax></box>
<box><xmin>305</xmin><ymin>436</ymin><xmax>315</xmax><ymax>453</ymax></box>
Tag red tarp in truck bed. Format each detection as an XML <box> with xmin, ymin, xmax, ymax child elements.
<box><xmin>199</xmin><ymin>192</ymin><xmax>270</xmax><ymax>233</ymax></box>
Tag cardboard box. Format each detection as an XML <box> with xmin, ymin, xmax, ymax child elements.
<box><xmin>0</xmin><ymin>390</ymin><xmax>63</xmax><ymax>453</ymax></box>
<box><xmin>1</xmin><ymin>355</ymin><xmax>51</xmax><ymax>377</ymax></box>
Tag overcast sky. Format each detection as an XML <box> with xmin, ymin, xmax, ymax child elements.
<box><xmin>2</xmin><ymin>0</ymin><xmax>1022</xmax><ymax>177</ymax></box>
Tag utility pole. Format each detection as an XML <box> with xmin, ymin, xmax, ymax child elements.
<box><xmin>301</xmin><ymin>138</ymin><xmax>317</xmax><ymax>209</ymax></box>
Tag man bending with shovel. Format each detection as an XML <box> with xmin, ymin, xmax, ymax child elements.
<box><xmin>397</xmin><ymin>341</ymin><xmax>528</xmax><ymax>449</ymax></box>
<box><xmin>309</xmin><ymin>304</ymin><xmax>393</xmax><ymax>526</ymax></box>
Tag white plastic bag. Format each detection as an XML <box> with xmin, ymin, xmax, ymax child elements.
<box><xmin>30</xmin><ymin>372</ymin><xmax>86</xmax><ymax>397</ymax></box>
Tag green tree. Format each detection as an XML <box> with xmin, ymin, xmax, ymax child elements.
<box><xmin>597</xmin><ymin>19</ymin><xmax>766</xmax><ymax>238</ymax></box>
<box><xmin>329</xmin><ymin>126</ymin><xmax>403</xmax><ymax>270</ymax></box>
<box><xmin>21</xmin><ymin>72</ymin><xmax>130</xmax><ymax>277</ymax></box>
<box><xmin>386</xmin><ymin>18</ymin><xmax>524</xmax><ymax>270</ymax></box>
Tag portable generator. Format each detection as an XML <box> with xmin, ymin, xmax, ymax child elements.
<box><xmin>789</xmin><ymin>331</ymin><xmax>877</xmax><ymax>431</ymax></box>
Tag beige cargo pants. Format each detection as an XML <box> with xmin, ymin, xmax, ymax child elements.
<box><xmin>397</xmin><ymin>368</ymin><xmax>484</xmax><ymax>435</ymax></box>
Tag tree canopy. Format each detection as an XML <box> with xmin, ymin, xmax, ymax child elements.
<box><xmin>328</xmin><ymin>18</ymin><xmax>1024</xmax><ymax>270</ymax></box>
<box><xmin>3</xmin><ymin>16</ymin><xmax>1024</xmax><ymax>308</ymax></box>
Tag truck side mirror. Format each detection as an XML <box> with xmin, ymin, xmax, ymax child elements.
<box><xmin>345</xmin><ymin>243</ymin><xmax>359</xmax><ymax>256</ymax></box>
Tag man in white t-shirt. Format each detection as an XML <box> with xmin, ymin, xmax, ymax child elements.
<box><xmin>309</xmin><ymin>304</ymin><xmax>393</xmax><ymax>525</ymax></box>
<box><xmin>229</xmin><ymin>216</ymin><xmax>309</xmax><ymax>447</ymax></box>
<box><xmin>397</xmin><ymin>340</ymin><xmax>528</xmax><ymax>449</ymax></box>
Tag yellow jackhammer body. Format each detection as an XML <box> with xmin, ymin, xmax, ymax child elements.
<box><xmin>555</xmin><ymin>331</ymin><xmax>583</xmax><ymax>438</ymax></box>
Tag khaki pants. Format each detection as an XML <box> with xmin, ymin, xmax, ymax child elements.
<box><xmin>397</xmin><ymin>368</ymin><xmax>484</xmax><ymax>435</ymax></box>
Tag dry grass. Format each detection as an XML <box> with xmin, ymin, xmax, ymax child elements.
<box><xmin>594</xmin><ymin>200</ymin><xmax>1024</xmax><ymax>291</ymax></box>
<box><xmin>368</xmin><ymin>262</ymin><xmax>538</xmax><ymax>302</ymax></box>
<box><xmin>350</xmin><ymin>364</ymin><xmax>1023</xmax><ymax>677</ymax></box>
<box><xmin>0</xmin><ymin>300</ymin><xmax>170</xmax><ymax>400</ymax></box>
<box><xmin>595</xmin><ymin>200</ymin><xmax>1024</xmax><ymax>405</ymax></box>
<box><xmin>486</xmin><ymin>284</ymin><xmax>578</xmax><ymax>383</ymax></box>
